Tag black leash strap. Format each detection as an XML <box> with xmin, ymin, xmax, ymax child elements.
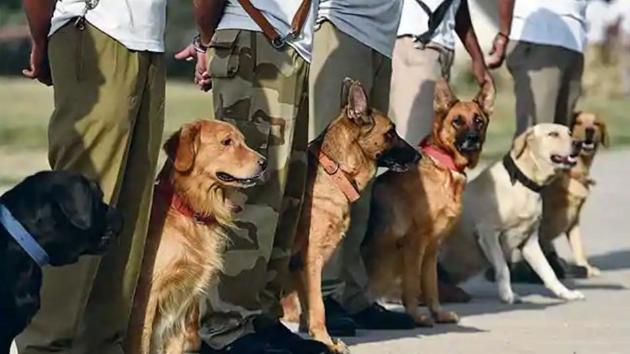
<box><xmin>502</xmin><ymin>154</ymin><xmax>545</xmax><ymax>193</ymax></box>
<box><xmin>414</xmin><ymin>0</ymin><xmax>457</xmax><ymax>45</ymax></box>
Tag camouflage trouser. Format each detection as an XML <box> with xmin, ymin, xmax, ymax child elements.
<box><xmin>309</xmin><ymin>21</ymin><xmax>391</xmax><ymax>314</ymax></box>
<box><xmin>198</xmin><ymin>29</ymin><xmax>309</xmax><ymax>349</ymax></box>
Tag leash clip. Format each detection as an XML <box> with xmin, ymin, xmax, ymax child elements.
<box><xmin>271</xmin><ymin>31</ymin><xmax>297</xmax><ymax>49</ymax></box>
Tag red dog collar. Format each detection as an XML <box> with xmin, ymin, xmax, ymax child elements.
<box><xmin>154</xmin><ymin>179</ymin><xmax>215</xmax><ymax>225</ymax></box>
<box><xmin>419</xmin><ymin>137</ymin><xmax>463</xmax><ymax>173</ymax></box>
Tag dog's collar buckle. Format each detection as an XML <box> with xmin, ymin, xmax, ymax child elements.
<box><xmin>502</xmin><ymin>154</ymin><xmax>544</xmax><ymax>193</ymax></box>
<box><xmin>0</xmin><ymin>203</ymin><xmax>50</xmax><ymax>267</ymax></box>
<box><xmin>310</xmin><ymin>148</ymin><xmax>361</xmax><ymax>203</ymax></box>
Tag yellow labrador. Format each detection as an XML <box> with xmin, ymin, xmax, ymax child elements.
<box><xmin>440</xmin><ymin>123</ymin><xmax>584</xmax><ymax>303</ymax></box>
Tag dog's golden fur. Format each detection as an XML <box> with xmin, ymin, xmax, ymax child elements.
<box><xmin>540</xmin><ymin>112</ymin><xmax>609</xmax><ymax>277</ymax></box>
<box><xmin>363</xmin><ymin>80</ymin><xmax>493</xmax><ymax>326</ymax></box>
<box><xmin>285</xmin><ymin>80</ymin><xmax>419</xmax><ymax>354</ymax></box>
<box><xmin>125</xmin><ymin>120</ymin><xmax>264</xmax><ymax>354</ymax></box>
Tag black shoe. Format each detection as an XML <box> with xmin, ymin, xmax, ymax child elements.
<box><xmin>199</xmin><ymin>333</ymin><xmax>291</xmax><ymax>354</ymax></box>
<box><xmin>258</xmin><ymin>321</ymin><xmax>331</xmax><ymax>354</ymax></box>
<box><xmin>321</xmin><ymin>297</ymin><xmax>357</xmax><ymax>337</ymax></box>
<box><xmin>351</xmin><ymin>303</ymin><xmax>416</xmax><ymax>330</ymax></box>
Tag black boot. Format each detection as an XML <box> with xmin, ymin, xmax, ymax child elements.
<box><xmin>258</xmin><ymin>320</ymin><xmax>331</xmax><ymax>354</ymax></box>
<box><xmin>298</xmin><ymin>297</ymin><xmax>357</xmax><ymax>337</ymax></box>
<box><xmin>351</xmin><ymin>303</ymin><xmax>416</xmax><ymax>330</ymax></box>
<box><xmin>199</xmin><ymin>333</ymin><xmax>291</xmax><ymax>354</ymax></box>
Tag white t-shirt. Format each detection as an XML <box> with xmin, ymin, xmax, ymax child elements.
<box><xmin>216</xmin><ymin>0</ymin><xmax>315</xmax><ymax>63</ymax></box>
<box><xmin>397</xmin><ymin>0</ymin><xmax>462</xmax><ymax>50</ymax></box>
<box><xmin>49</xmin><ymin>0</ymin><xmax>167</xmax><ymax>53</ymax></box>
<box><xmin>316</xmin><ymin>0</ymin><xmax>403</xmax><ymax>58</ymax></box>
<box><xmin>509</xmin><ymin>0</ymin><xmax>588</xmax><ymax>53</ymax></box>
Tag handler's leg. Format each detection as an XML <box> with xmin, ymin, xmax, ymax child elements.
<box><xmin>17</xmin><ymin>23</ymin><xmax>163</xmax><ymax>354</ymax></box>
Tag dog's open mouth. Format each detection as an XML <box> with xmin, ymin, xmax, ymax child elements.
<box><xmin>581</xmin><ymin>141</ymin><xmax>596</xmax><ymax>152</ymax></box>
<box><xmin>217</xmin><ymin>172</ymin><xmax>263</xmax><ymax>187</ymax></box>
<box><xmin>550</xmin><ymin>154</ymin><xmax>577</xmax><ymax>168</ymax></box>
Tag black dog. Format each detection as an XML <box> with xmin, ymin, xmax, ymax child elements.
<box><xmin>0</xmin><ymin>171</ymin><xmax>123</xmax><ymax>353</ymax></box>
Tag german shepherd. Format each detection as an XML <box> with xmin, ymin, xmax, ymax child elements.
<box><xmin>363</xmin><ymin>79</ymin><xmax>494</xmax><ymax>326</ymax></box>
<box><xmin>286</xmin><ymin>79</ymin><xmax>420</xmax><ymax>354</ymax></box>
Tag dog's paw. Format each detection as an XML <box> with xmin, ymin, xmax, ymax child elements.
<box><xmin>412</xmin><ymin>313</ymin><xmax>435</xmax><ymax>327</ymax></box>
<box><xmin>433</xmin><ymin>310</ymin><xmax>460</xmax><ymax>324</ymax></box>
<box><xmin>587</xmin><ymin>266</ymin><xmax>602</xmax><ymax>277</ymax></box>
<box><xmin>558</xmin><ymin>289</ymin><xmax>585</xmax><ymax>301</ymax></box>
<box><xmin>330</xmin><ymin>338</ymin><xmax>350</xmax><ymax>354</ymax></box>
<box><xmin>499</xmin><ymin>291</ymin><xmax>522</xmax><ymax>304</ymax></box>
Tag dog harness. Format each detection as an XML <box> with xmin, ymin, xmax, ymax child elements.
<box><xmin>418</xmin><ymin>137</ymin><xmax>464</xmax><ymax>174</ymax></box>
<box><xmin>309</xmin><ymin>148</ymin><xmax>361</xmax><ymax>203</ymax></box>
<box><xmin>154</xmin><ymin>179</ymin><xmax>215</xmax><ymax>225</ymax></box>
<box><xmin>502</xmin><ymin>154</ymin><xmax>544</xmax><ymax>193</ymax></box>
<box><xmin>0</xmin><ymin>203</ymin><xmax>50</xmax><ymax>267</ymax></box>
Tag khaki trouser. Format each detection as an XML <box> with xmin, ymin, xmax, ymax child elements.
<box><xmin>506</xmin><ymin>40</ymin><xmax>584</xmax><ymax>135</ymax></box>
<box><xmin>17</xmin><ymin>22</ymin><xmax>164</xmax><ymax>354</ymax></box>
<box><xmin>310</xmin><ymin>21</ymin><xmax>391</xmax><ymax>314</ymax></box>
<box><xmin>198</xmin><ymin>29</ymin><xmax>309</xmax><ymax>349</ymax></box>
<box><xmin>389</xmin><ymin>36</ymin><xmax>452</xmax><ymax>146</ymax></box>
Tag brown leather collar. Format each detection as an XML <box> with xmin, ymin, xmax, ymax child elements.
<box><xmin>309</xmin><ymin>147</ymin><xmax>361</xmax><ymax>203</ymax></box>
<box><xmin>154</xmin><ymin>178</ymin><xmax>215</xmax><ymax>225</ymax></box>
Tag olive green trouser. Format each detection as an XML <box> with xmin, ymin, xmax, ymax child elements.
<box><xmin>309</xmin><ymin>21</ymin><xmax>391</xmax><ymax>314</ymax></box>
<box><xmin>17</xmin><ymin>22</ymin><xmax>164</xmax><ymax>354</ymax></box>
<box><xmin>506</xmin><ymin>40</ymin><xmax>584</xmax><ymax>136</ymax></box>
<box><xmin>198</xmin><ymin>29</ymin><xmax>309</xmax><ymax>349</ymax></box>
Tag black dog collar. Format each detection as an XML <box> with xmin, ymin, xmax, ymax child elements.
<box><xmin>502</xmin><ymin>154</ymin><xmax>544</xmax><ymax>193</ymax></box>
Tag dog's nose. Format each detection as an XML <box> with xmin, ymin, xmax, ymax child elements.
<box><xmin>258</xmin><ymin>158</ymin><xmax>268</xmax><ymax>172</ymax></box>
<box><xmin>465</xmin><ymin>131</ymin><xmax>481</xmax><ymax>143</ymax></box>
<box><xmin>585</xmin><ymin>127</ymin><xmax>595</xmax><ymax>142</ymax></box>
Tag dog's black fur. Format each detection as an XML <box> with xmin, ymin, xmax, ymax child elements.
<box><xmin>0</xmin><ymin>171</ymin><xmax>122</xmax><ymax>353</ymax></box>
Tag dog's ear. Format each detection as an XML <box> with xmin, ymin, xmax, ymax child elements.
<box><xmin>434</xmin><ymin>79</ymin><xmax>458</xmax><ymax>115</ymax></box>
<box><xmin>53</xmin><ymin>179</ymin><xmax>93</xmax><ymax>231</ymax></box>
<box><xmin>345</xmin><ymin>80</ymin><xmax>372</xmax><ymax>126</ymax></box>
<box><xmin>597</xmin><ymin>117</ymin><xmax>610</xmax><ymax>148</ymax></box>
<box><xmin>512</xmin><ymin>126</ymin><xmax>534</xmax><ymax>159</ymax></box>
<box><xmin>473</xmin><ymin>81</ymin><xmax>495</xmax><ymax>117</ymax></box>
<box><xmin>340</xmin><ymin>77</ymin><xmax>354</xmax><ymax>109</ymax></box>
<box><xmin>164</xmin><ymin>122</ymin><xmax>201</xmax><ymax>172</ymax></box>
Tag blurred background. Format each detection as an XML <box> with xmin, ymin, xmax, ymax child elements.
<box><xmin>1</xmin><ymin>0</ymin><xmax>628</xmax><ymax>193</ymax></box>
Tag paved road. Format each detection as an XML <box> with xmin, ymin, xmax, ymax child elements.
<box><xmin>10</xmin><ymin>150</ymin><xmax>630</xmax><ymax>354</ymax></box>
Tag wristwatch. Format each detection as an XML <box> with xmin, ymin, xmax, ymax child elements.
<box><xmin>192</xmin><ymin>34</ymin><xmax>210</xmax><ymax>53</ymax></box>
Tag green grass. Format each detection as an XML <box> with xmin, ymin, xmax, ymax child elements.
<box><xmin>1</xmin><ymin>75</ymin><xmax>629</xmax><ymax>161</ymax></box>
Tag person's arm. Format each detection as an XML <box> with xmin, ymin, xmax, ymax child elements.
<box><xmin>455</xmin><ymin>0</ymin><xmax>492</xmax><ymax>86</ymax></box>
<box><xmin>21</xmin><ymin>0</ymin><xmax>55</xmax><ymax>85</ymax></box>
<box><xmin>194</xmin><ymin>0</ymin><xmax>228</xmax><ymax>45</ymax></box>
<box><xmin>176</xmin><ymin>0</ymin><xmax>228</xmax><ymax>91</ymax></box>
<box><xmin>487</xmin><ymin>0</ymin><xmax>515</xmax><ymax>69</ymax></box>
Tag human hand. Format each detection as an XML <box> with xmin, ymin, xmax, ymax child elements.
<box><xmin>486</xmin><ymin>32</ymin><xmax>509</xmax><ymax>69</ymax></box>
<box><xmin>22</xmin><ymin>40</ymin><xmax>52</xmax><ymax>86</ymax></box>
<box><xmin>175</xmin><ymin>44</ymin><xmax>211</xmax><ymax>91</ymax></box>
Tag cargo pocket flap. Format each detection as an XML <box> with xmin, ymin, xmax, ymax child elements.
<box><xmin>208</xmin><ymin>30</ymin><xmax>241</xmax><ymax>78</ymax></box>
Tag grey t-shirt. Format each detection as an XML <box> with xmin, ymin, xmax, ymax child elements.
<box><xmin>316</xmin><ymin>0</ymin><xmax>403</xmax><ymax>58</ymax></box>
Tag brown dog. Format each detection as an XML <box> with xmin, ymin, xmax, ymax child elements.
<box><xmin>363</xmin><ymin>79</ymin><xmax>493</xmax><ymax>326</ymax></box>
<box><xmin>125</xmin><ymin>120</ymin><xmax>266</xmax><ymax>354</ymax></box>
<box><xmin>286</xmin><ymin>79</ymin><xmax>420</xmax><ymax>354</ymax></box>
<box><xmin>540</xmin><ymin>112</ymin><xmax>609</xmax><ymax>277</ymax></box>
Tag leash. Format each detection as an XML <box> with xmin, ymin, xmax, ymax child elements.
<box><xmin>502</xmin><ymin>154</ymin><xmax>544</xmax><ymax>193</ymax></box>
<box><xmin>236</xmin><ymin>0</ymin><xmax>311</xmax><ymax>49</ymax></box>
<box><xmin>308</xmin><ymin>147</ymin><xmax>361</xmax><ymax>203</ymax></box>
<box><xmin>0</xmin><ymin>203</ymin><xmax>50</xmax><ymax>267</ymax></box>
<box><xmin>413</xmin><ymin>0</ymin><xmax>457</xmax><ymax>46</ymax></box>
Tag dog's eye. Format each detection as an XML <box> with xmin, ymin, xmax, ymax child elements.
<box><xmin>548</xmin><ymin>131</ymin><xmax>560</xmax><ymax>138</ymax></box>
<box><xmin>385</xmin><ymin>129</ymin><xmax>396</xmax><ymax>140</ymax></box>
<box><xmin>452</xmin><ymin>116</ymin><xmax>463</xmax><ymax>127</ymax></box>
<box><xmin>474</xmin><ymin>116</ymin><xmax>484</xmax><ymax>127</ymax></box>
<box><xmin>221</xmin><ymin>138</ymin><xmax>233</xmax><ymax>147</ymax></box>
